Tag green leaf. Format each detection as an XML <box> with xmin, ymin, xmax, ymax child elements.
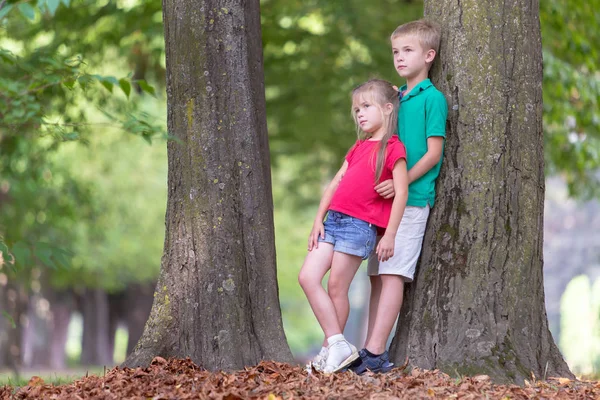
<box><xmin>77</xmin><ymin>74</ymin><xmax>93</xmax><ymax>90</ymax></box>
<box><xmin>52</xmin><ymin>248</ymin><xmax>74</xmax><ymax>268</ymax></box>
<box><xmin>137</xmin><ymin>80</ymin><xmax>156</xmax><ymax>97</ymax></box>
<box><xmin>62</xmin><ymin>132</ymin><xmax>80</xmax><ymax>141</ymax></box>
<box><xmin>1</xmin><ymin>311</ymin><xmax>16</xmax><ymax>329</ymax></box>
<box><xmin>100</xmin><ymin>80</ymin><xmax>113</xmax><ymax>92</ymax></box>
<box><xmin>18</xmin><ymin>3</ymin><xmax>35</xmax><ymax>21</ymax></box>
<box><xmin>63</xmin><ymin>79</ymin><xmax>76</xmax><ymax>89</ymax></box>
<box><xmin>103</xmin><ymin>76</ymin><xmax>119</xmax><ymax>85</ymax></box>
<box><xmin>119</xmin><ymin>78</ymin><xmax>131</xmax><ymax>98</ymax></box>
<box><xmin>0</xmin><ymin>4</ymin><xmax>13</xmax><ymax>20</ymax></box>
<box><xmin>11</xmin><ymin>241</ymin><xmax>32</xmax><ymax>269</ymax></box>
<box><xmin>46</xmin><ymin>0</ymin><xmax>60</xmax><ymax>16</ymax></box>
<box><xmin>95</xmin><ymin>75</ymin><xmax>118</xmax><ymax>92</ymax></box>
<box><xmin>35</xmin><ymin>242</ymin><xmax>57</xmax><ymax>269</ymax></box>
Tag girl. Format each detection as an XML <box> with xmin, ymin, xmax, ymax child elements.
<box><xmin>298</xmin><ymin>79</ymin><xmax>409</xmax><ymax>373</ymax></box>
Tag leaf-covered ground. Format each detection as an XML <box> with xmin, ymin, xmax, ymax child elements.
<box><xmin>1</xmin><ymin>357</ymin><xmax>598</xmax><ymax>399</ymax></box>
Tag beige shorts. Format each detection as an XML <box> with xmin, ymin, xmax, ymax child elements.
<box><xmin>367</xmin><ymin>205</ymin><xmax>430</xmax><ymax>281</ymax></box>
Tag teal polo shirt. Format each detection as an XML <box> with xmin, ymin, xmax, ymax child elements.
<box><xmin>398</xmin><ymin>78</ymin><xmax>448</xmax><ymax>207</ymax></box>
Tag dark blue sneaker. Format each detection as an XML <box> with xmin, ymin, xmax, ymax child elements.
<box><xmin>348</xmin><ymin>349</ymin><xmax>394</xmax><ymax>374</ymax></box>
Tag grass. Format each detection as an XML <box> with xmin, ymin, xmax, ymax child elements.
<box><xmin>0</xmin><ymin>366</ymin><xmax>105</xmax><ymax>387</ymax></box>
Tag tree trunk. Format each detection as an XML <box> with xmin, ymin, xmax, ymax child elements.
<box><xmin>80</xmin><ymin>288</ymin><xmax>113</xmax><ymax>366</ymax></box>
<box><xmin>390</xmin><ymin>0</ymin><xmax>573</xmax><ymax>383</ymax></box>
<box><xmin>123</xmin><ymin>283</ymin><xmax>154</xmax><ymax>356</ymax></box>
<box><xmin>49</xmin><ymin>298</ymin><xmax>72</xmax><ymax>369</ymax></box>
<box><xmin>123</xmin><ymin>0</ymin><xmax>293</xmax><ymax>370</ymax></box>
<box><xmin>0</xmin><ymin>280</ymin><xmax>28</xmax><ymax>376</ymax></box>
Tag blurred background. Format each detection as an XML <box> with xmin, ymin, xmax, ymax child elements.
<box><xmin>0</xmin><ymin>0</ymin><xmax>599</xmax><ymax>382</ymax></box>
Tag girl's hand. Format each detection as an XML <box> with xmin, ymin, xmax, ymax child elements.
<box><xmin>308</xmin><ymin>221</ymin><xmax>325</xmax><ymax>251</ymax></box>
<box><xmin>376</xmin><ymin>234</ymin><xmax>395</xmax><ymax>262</ymax></box>
<box><xmin>374</xmin><ymin>179</ymin><xmax>395</xmax><ymax>199</ymax></box>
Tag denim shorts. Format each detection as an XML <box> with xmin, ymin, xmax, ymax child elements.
<box><xmin>317</xmin><ymin>211</ymin><xmax>377</xmax><ymax>260</ymax></box>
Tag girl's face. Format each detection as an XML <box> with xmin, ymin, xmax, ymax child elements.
<box><xmin>352</xmin><ymin>93</ymin><xmax>392</xmax><ymax>138</ymax></box>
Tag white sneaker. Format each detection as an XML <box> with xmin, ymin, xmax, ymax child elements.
<box><xmin>315</xmin><ymin>347</ymin><xmax>328</xmax><ymax>371</ymax></box>
<box><xmin>311</xmin><ymin>347</ymin><xmax>328</xmax><ymax>371</ymax></box>
<box><xmin>323</xmin><ymin>340</ymin><xmax>358</xmax><ymax>373</ymax></box>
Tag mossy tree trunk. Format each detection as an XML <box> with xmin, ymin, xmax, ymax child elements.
<box><xmin>123</xmin><ymin>0</ymin><xmax>293</xmax><ymax>371</ymax></box>
<box><xmin>390</xmin><ymin>0</ymin><xmax>573</xmax><ymax>383</ymax></box>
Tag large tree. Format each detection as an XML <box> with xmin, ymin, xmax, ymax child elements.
<box><xmin>390</xmin><ymin>0</ymin><xmax>573</xmax><ymax>383</ymax></box>
<box><xmin>123</xmin><ymin>0</ymin><xmax>293</xmax><ymax>370</ymax></box>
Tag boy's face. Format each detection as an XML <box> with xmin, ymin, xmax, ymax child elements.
<box><xmin>391</xmin><ymin>35</ymin><xmax>436</xmax><ymax>80</ymax></box>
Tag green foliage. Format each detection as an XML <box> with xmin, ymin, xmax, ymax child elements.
<box><xmin>559</xmin><ymin>275</ymin><xmax>600</xmax><ymax>376</ymax></box>
<box><xmin>0</xmin><ymin>0</ymin><xmax>165</xmax><ymax>291</ymax></box>
<box><xmin>262</xmin><ymin>0</ymin><xmax>423</xmax><ymax>206</ymax></box>
<box><xmin>540</xmin><ymin>0</ymin><xmax>600</xmax><ymax>198</ymax></box>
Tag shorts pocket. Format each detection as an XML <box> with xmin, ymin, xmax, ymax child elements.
<box><xmin>350</xmin><ymin>217</ymin><xmax>374</xmax><ymax>235</ymax></box>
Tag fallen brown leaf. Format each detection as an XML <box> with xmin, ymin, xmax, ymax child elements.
<box><xmin>0</xmin><ymin>359</ymin><xmax>595</xmax><ymax>400</ymax></box>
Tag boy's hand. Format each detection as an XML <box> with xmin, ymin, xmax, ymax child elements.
<box><xmin>376</xmin><ymin>234</ymin><xmax>395</xmax><ymax>262</ymax></box>
<box><xmin>375</xmin><ymin>179</ymin><xmax>395</xmax><ymax>199</ymax></box>
<box><xmin>308</xmin><ymin>221</ymin><xmax>325</xmax><ymax>251</ymax></box>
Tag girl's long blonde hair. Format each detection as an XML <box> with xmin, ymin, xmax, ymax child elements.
<box><xmin>351</xmin><ymin>79</ymin><xmax>400</xmax><ymax>184</ymax></box>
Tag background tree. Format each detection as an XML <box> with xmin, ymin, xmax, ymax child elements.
<box><xmin>390</xmin><ymin>0</ymin><xmax>573</xmax><ymax>383</ymax></box>
<box><xmin>123</xmin><ymin>0</ymin><xmax>293</xmax><ymax>370</ymax></box>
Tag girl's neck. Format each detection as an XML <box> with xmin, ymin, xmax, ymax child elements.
<box><xmin>368</xmin><ymin>128</ymin><xmax>386</xmax><ymax>141</ymax></box>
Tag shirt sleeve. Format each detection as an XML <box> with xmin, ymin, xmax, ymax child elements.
<box><xmin>385</xmin><ymin>141</ymin><xmax>407</xmax><ymax>171</ymax></box>
<box><xmin>425</xmin><ymin>90</ymin><xmax>448</xmax><ymax>138</ymax></box>
<box><xmin>345</xmin><ymin>140</ymin><xmax>360</xmax><ymax>163</ymax></box>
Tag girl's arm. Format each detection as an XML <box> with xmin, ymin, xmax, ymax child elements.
<box><xmin>376</xmin><ymin>159</ymin><xmax>408</xmax><ymax>261</ymax></box>
<box><xmin>308</xmin><ymin>161</ymin><xmax>349</xmax><ymax>251</ymax></box>
<box><xmin>374</xmin><ymin>136</ymin><xmax>443</xmax><ymax>198</ymax></box>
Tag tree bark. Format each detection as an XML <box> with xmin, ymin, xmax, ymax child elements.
<box><xmin>123</xmin><ymin>0</ymin><xmax>293</xmax><ymax>370</ymax></box>
<box><xmin>80</xmin><ymin>288</ymin><xmax>113</xmax><ymax>366</ymax></box>
<box><xmin>0</xmin><ymin>280</ymin><xmax>28</xmax><ymax>376</ymax></box>
<box><xmin>49</xmin><ymin>298</ymin><xmax>72</xmax><ymax>369</ymax></box>
<box><xmin>390</xmin><ymin>0</ymin><xmax>573</xmax><ymax>383</ymax></box>
<box><xmin>123</xmin><ymin>283</ymin><xmax>154</xmax><ymax>356</ymax></box>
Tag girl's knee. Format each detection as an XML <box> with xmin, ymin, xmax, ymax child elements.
<box><xmin>327</xmin><ymin>277</ymin><xmax>347</xmax><ymax>300</ymax></box>
<box><xmin>298</xmin><ymin>269</ymin><xmax>319</xmax><ymax>291</ymax></box>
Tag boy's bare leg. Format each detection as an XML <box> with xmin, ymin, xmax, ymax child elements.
<box><xmin>364</xmin><ymin>274</ymin><xmax>405</xmax><ymax>354</ymax></box>
<box><xmin>328</xmin><ymin>252</ymin><xmax>364</xmax><ymax>332</ymax></box>
<box><xmin>365</xmin><ymin>275</ymin><xmax>383</xmax><ymax>346</ymax></box>
<box><xmin>298</xmin><ymin>243</ymin><xmax>342</xmax><ymax>338</ymax></box>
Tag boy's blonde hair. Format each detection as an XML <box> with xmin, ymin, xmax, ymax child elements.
<box><xmin>351</xmin><ymin>79</ymin><xmax>399</xmax><ymax>184</ymax></box>
<box><xmin>391</xmin><ymin>19</ymin><xmax>441</xmax><ymax>54</ymax></box>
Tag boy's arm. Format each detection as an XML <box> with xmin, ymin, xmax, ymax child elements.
<box><xmin>409</xmin><ymin>90</ymin><xmax>446</xmax><ymax>182</ymax></box>
<box><xmin>406</xmin><ymin>136</ymin><xmax>444</xmax><ymax>183</ymax></box>
<box><xmin>376</xmin><ymin>91</ymin><xmax>447</xmax><ymax>198</ymax></box>
<box><xmin>308</xmin><ymin>161</ymin><xmax>348</xmax><ymax>250</ymax></box>
<box><xmin>376</xmin><ymin>159</ymin><xmax>408</xmax><ymax>261</ymax></box>
<box><xmin>374</xmin><ymin>138</ymin><xmax>442</xmax><ymax>198</ymax></box>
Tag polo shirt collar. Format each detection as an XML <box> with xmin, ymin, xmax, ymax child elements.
<box><xmin>399</xmin><ymin>78</ymin><xmax>433</xmax><ymax>101</ymax></box>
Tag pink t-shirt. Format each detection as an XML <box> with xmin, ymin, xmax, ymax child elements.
<box><xmin>329</xmin><ymin>136</ymin><xmax>406</xmax><ymax>228</ymax></box>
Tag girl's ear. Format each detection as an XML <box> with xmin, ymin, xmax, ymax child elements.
<box><xmin>383</xmin><ymin>102</ymin><xmax>394</xmax><ymax>115</ymax></box>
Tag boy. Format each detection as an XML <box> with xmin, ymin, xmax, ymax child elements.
<box><xmin>350</xmin><ymin>19</ymin><xmax>448</xmax><ymax>374</ymax></box>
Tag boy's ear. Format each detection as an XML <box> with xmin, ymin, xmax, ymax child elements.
<box><xmin>425</xmin><ymin>49</ymin><xmax>436</xmax><ymax>64</ymax></box>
